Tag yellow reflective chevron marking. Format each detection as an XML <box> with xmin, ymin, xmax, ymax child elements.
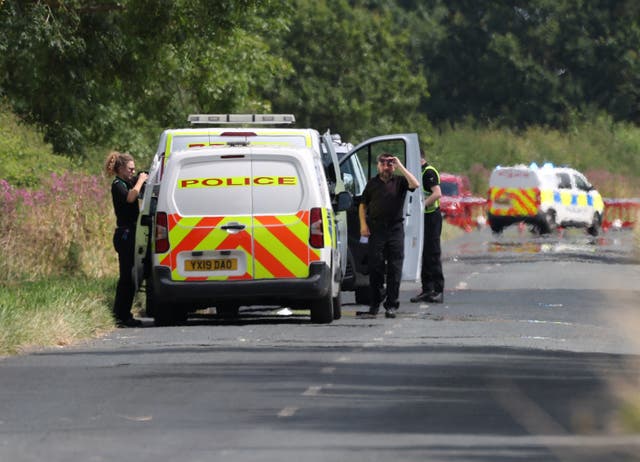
<box><xmin>161</xmin><ymin>211</ymin><xmax>321</xmax><ymax>281</ymax></box>
<box><xmin>489</xmin><ymin>187</ymin><xmax>538</xmax><ymax>216</ymax></box>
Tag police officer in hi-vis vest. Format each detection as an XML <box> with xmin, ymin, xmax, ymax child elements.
<box><xmin>411</xmin><ymin>149</ymin><xmax>445</xmax><ymax>304</ymax></box>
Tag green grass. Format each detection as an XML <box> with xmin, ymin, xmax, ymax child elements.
<box><xmin>0</xmin><ymin>277</ymin><xmax>116</xmax><ymax>356</ymax></box>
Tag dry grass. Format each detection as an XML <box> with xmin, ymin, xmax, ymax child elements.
<box><xmin>0</xmin><ymin>277</ymin><xmax>115</xmax><ymax>355</ymax></box>
<box><xmin>0</xmin><ymin>172</ymin><xmax>117</xmax><ymax>280</ymax></box>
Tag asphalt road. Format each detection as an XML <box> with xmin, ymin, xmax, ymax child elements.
<box><xmin>1</xmin><ymin>227</ymin><xmax>639</xmax><ymax>462</ymax></box>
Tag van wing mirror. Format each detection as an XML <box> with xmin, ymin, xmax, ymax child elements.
<box><xmin>333</xmin><ymin>191</ymin><xmax>353</xmax><ymax>212</ymax></box>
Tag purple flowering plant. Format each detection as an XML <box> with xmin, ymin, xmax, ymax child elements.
<box><xmin>1</xmin><ymin>172</ymin><xmax>116</xmax><ymax>280</ymax></box>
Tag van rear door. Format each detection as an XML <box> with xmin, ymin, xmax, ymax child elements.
<box><xmin>169</xmin><ymin>154</ymin><xmax>255</xmax><ymax>281</ymax></box>
<box><xmin>340</xmin><ymin>134</ymin><xmax>424</xmax><ymax>281</ymax></box>
<box><xmin>166</xmin><ymin>150</ymin><xmax>313</xmax><ymax>282</ymax></box>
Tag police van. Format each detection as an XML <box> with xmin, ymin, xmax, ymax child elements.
<box><xmin>487</xmin><ymin>163</ymin><xmax>605</xmax><ymax>235</ymax></box>
<box><xmin>134</xmin><ymin>114</ymin><xmax>424</xmax><ymax>325</ymax></box>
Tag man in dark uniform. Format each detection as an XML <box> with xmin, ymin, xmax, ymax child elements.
<box><xmin>411</xmin><ymin>150</ymin><xmax>445</xmax><ymax>304</ymax></box>
<box><xmin>357</xmin><ymin>153</ymin><xmax>420</xmax><ymax>319</ymax></box>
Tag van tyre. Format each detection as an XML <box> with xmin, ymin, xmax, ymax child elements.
<box><xmin>144</xmin><ymin>278</ymin><xmax>156</xmax><ymax>317</ymax></box>
<box><xmin>217</xmin><ymin>304</ymin><xmax>240</xmax><ymax>319</ymax></box>
<box><xmin>488</xmin><ymin>216</ymin><xmax>504</xmax><ymax>234</ymax></box>
<box><xmin>543</xmin><ymin>210</ymin><xmax>557</xmax><ymax>234</ymax></box>
<box><xmin>310</xmin><ymin>293</ymin><xmax>333</xmax><ymax>324</ymax></box>
<box><xmin>536</xmin><ymin>213</ymin><xmax>552</xmax><ymax>235</ymax></box>
<box><xmin>332</xmin><ymin>292</ymin><xmax>342</xmax><ymax>320</ymax></box>
<box><xmin>154</xmin><ymin>302</ymin><xmax>187</xmax><ymax>326</ymax></box>
<box><xmin>587</xmin><ymin>212</ymin><xmax>601</xmax><ymax>236</ymax></box>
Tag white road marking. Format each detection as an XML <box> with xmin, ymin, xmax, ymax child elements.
<box><xmin>277</xmin><ymin>406</ymin><xmax>298</xmax><ymax>418</ymax></box>
<box><xmin>302</xmin><ymin>385</ymin><xmax>322</xmax><ymax>396</ymax></box>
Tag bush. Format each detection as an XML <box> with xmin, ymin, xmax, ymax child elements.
<box><xmin>0</xmin><ymin>277</ymin><xmax>115</xmax><ymax>355</ymax></box>
<box><xmin>431</xmin><ymin>116</ymin><xmax>640</xmax><ymax>197</ymax></box>
<box><xmin>0</xmin><ymin>104</ymin><xmax>77</xmax><ymax>187</ymax></box>
<box><xmin>0</xmin><ymin>172</ymin><xmax>116</xmax><ymax>281</ymax></box>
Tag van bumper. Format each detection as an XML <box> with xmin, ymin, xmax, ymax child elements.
<box><xmin>151</xmin><ymin>262</ymin><xmax>331</xmax><ymax>306</ymax></box>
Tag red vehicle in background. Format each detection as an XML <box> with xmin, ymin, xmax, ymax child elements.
<box><xmin>439</xmin><ymin>173</ymin><xmax>472</xmax><ymax>218</ymax></box>
<box><xmin>438</xmin><ymin>173</ymin><xmax>488</xmax><ymax>231</ymax></box>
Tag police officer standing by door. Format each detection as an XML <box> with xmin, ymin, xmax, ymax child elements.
<box><xmin>357</xmin><ymin>153</ymin><xmax>420</xmax><ymax>319</ymax></box>
<box><xmin>105</xmin><ymin>151</ymin><xmax>148</xmax><ymax>327</ymax></box>
<box><xmin>411</xmin><ymin>149</ymin><xmax>445</xmax><ymax>304</ymax></box>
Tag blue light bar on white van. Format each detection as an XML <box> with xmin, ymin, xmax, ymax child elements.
<box><xmin>187</xmin><ymin>114</ymin><xmax>296</xmax><ymax>125</ymax></box>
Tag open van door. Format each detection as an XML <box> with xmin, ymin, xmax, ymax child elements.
<box><xmin>340</xmin><ymin>133</ymin><xmax>424</xmax><ymax>282</ymax></box>
<box><xmin>320</xmin><ymin>132</ymin><xmax>349</xmax><ymax>282</ymax></box>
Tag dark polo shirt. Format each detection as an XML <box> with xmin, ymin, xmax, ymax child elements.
<box><xmin>111</xmin><ymin>177</ymin><xmax>140</xmax><ymax>228</ymax></box>
<box><xmin>362</xmin><ymin>174</ymin><xmax>415</xmax><ymax>228</ymax></box>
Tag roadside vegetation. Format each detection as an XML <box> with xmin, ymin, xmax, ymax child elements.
<box><xmin>1</xmin><ymin>107</ymin><xmax>639</xmax><ymax>356</ymax></box>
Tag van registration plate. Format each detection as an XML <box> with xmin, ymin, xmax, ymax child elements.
<box><xmin>184</xmin><ymin>258</ymin><xmax>238</xmax><ymax>272</ymax></box>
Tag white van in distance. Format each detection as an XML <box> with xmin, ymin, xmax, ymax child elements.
<box><xmin>487</xmin><ymin>163</ymin><xmax>604</xmax><ymax>235</ymax></box>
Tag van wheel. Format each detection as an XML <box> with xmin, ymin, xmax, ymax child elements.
<box><xmin>489</xmin><ymin>218</ymin><xmax>504</xmax><ymax>234</ymax></box>
<box><xmin>310</xmin><ymin>293</ymin><xmax>333</xmax><ymax>324</ymax></box>
<box><xmin>144</xmin><ymin>278</ymin><xmax>155</xmax><ymax>317</ymax></box>
<box><xmin>543</xmin><ymin>210</ymin><xmax>557</xmax><ymax>233</ymax></box>
<box><xmin>154</xmin><ymin>301</ymin><xmax>187</xmax><ymax>326</ymax></box>
<box><xmin>217</xmin><ymin>304</ymin><xmax>239</xmax><ymax>319</ymax></box>
<box><xmin>536</xmin><ymin>214</ymin><xmax>552</xmax><ymax>235</ymax></box>
<box><xmin>587</xmin><ymin>213</ymin><xmax>601</xmax><ymax>236</ymax></box>
<box><xmin>332</xmin><ymin>292</ymin><xmax>342</xmax><ymax>320</ymax></box>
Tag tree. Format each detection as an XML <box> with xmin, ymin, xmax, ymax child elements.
<box><xmin>404</xmin><ymin>0</ymin><xmax>640</xmax><ymax>128</ymax></box>
<box><xmin>264</xmin><ymin>0</ymin><xmax>430</xmax><ymax>143</ymax></box>
<box><xmin>0</xmin><ymin>0</ymin><xmax>291</xmax><ymax>156</ymax></box>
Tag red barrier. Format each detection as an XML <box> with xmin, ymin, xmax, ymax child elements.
<box><xmin>444</xmin><ymin>197</ymin><xmax>488</xmax><ymax>232</ymax></box>
<box><xmin>445</xmin><ymin>197</ymin><xmax>639</xmax><ymax>232</ymax></box>
<box><xmin>602</xmin><ymin>198</ymin><xmax>640</xmax><ymax>231</ymax></box>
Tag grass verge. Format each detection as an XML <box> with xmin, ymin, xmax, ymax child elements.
<box><xmin>0</xmin><ymin>277</ymin><xmax>116</xmax><ymax>356</ymax></box>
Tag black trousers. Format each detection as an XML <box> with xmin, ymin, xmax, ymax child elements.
<box><xmin>421</xmin><ymin>211</ymin><xmax>444</xmax><ymax>294</ymax></box>
<box><xmin>368</xmin><ymin>222</ymin><xmax>404</xmax><ymax>311</ymax></box>
<box><xmin>112</xmin><ymin>227</ymin><xmax>136</xmax><ymax>321</ymax></box>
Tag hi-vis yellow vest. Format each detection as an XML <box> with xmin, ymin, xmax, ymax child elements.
<box><xmin>422</xmin><ymin>165</ymin><xmax>440</xmax><ymax>213</ymax></box>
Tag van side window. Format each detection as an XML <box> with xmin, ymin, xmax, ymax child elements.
<box><xmin>574</xmin><ymin>174</ymin><xmax>591</xmax><ymax>191</ymax></box>
<box><xmin>353</xmin><ymin>140</ymin><xmax>408</xmax><ymax>179</ymax></box>
<box><xmin>557</xmin><ymin>173</ymin><xmax>571</xmax><ymax>189</ymax></box>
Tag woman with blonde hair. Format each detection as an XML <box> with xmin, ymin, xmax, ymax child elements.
<box><xmin>104</xmin><ymin>151</ymin><xmax>148</xmax><ymax>327</ymax></box>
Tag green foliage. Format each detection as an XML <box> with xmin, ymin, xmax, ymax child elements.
<box><xmin>0</xmin><ymin>276</ymin><xmax>115</xmax><ymax>355</ymax></box>
<box><xmin>267</xmin><ymin>0</ymin><xmax>431</xmax><ymax>142</ymax></box>
<box><xmin>0</xmin><ymin>103</ymin><xmax>76</xmax><ymax>186</ymax></box>
<box><xmin>430</xmin><ymin>113</ymin><xmax>640</xmax><ymax>197</ymax></box>
<box><xmin>1</xmin><ymin>0</ymin><xmax>639</xmax><ymax>159</ymax></box>
<box><xmin>0</xmin><ymin>0</ymin><xmax>291</xmax><ymax>158</ymax></box>
<box><xmin>407</xmin><ymin>0</ymin><xmax>640</xmax><ymax>127</ymax></box>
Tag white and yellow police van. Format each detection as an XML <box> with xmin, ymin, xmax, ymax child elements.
<box><xmin>134</xmin><ymin>114</ymin><xmax>424</xmax><ymax>325</ymax></box>
<box><xmin>487</xmin><ymin>163</ymin><xmax>604</xmax><ymax>235</ymax></box>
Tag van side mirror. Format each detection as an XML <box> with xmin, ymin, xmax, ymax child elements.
<box><xmin>333</xmin><ymin>191</ymin><xmax>353</xmax><ymax>212</ymax></box>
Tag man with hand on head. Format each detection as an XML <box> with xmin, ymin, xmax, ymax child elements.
<box><xmin>357</xmin><ymin>153</ymin><xmax>419</xmax><ymax>319</ymax></box>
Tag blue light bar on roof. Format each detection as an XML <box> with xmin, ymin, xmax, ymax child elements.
<box><xmin>187</xmin><ymin>114</ymin><xmax>296</xmax><ymax>125</ymax></box>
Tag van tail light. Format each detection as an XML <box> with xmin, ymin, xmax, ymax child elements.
<box><xmin>155</xmin><ymin>212</ymin><xmax>170</xmax><ymax>253</ymax></box>
<box><xmin>309</xmin><ymin>207</ymin><xmax>324</xmax><ymax>248</ymax></box>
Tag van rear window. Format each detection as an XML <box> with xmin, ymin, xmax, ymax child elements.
<box><xmin>172</xmin><ymin>158</ymin><xmax>305</xmax><ymax>216</ymax></box>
